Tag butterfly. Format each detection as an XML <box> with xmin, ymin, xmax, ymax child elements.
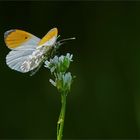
<box><xmin>4</xmin><ymin>28</ymin><xmax>75</xmax><ymax>75</ymax></box>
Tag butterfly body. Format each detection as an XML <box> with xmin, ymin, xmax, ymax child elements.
<box><xmin>20</xmin><ymin>45</ymin><xmax>53</xmax><ymax>73</ymax></box>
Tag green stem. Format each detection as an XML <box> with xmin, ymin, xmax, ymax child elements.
<box><xmin>57</xmin><ymin>93</ymin><xmax>67</xmax><ymax>140</ymax></box>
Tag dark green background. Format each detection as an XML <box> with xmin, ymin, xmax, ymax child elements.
<box><xmin>0</xmin><ymin>1</ymin><xmax>140</xmax><ymax>139</ymax></box>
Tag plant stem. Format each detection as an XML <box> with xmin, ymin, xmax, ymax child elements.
<box><xmin>57</xmin><ymin>93</ymin><xmax>67</xmax><ymax>140</ymax></box>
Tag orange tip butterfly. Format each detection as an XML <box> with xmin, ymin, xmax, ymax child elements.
<box><xmin>4</xmin><ymin>28</ymin><xmax>75</xmax><ymax>75</ymax></box>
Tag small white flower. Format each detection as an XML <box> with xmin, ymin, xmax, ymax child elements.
<box><xmin>59</xmin><ymin>55</ymin><xmax>64</xmax><ymax>62</ymax></box>
<box><xmin>50</xmin><ymin>66</ymin><xmax>56</xmax><ymax>73</ymax></box>
<box><xmin>44</xmin><ymin>53</ymin><xmax>73</xmax><ymax>73</ymax></box>
<box><xmin>63</xmin><ymin>72</ymin><xmax>72</xmax><ymax>90</ymax></box>
<box><xmin>66</xmin><ymin>53</ymin><xmax>73</xmax><ymax>61</ymax></box>
<box><xmin>49</xmin><ymin>79</ymin><xmax>56</xmax><ymax>87</ymax></box>
<box><xmin>52</xmin><ymin>56</ymin><xmax>59</xmax><ymax>64</ymax></box>
<box><xmin>44</xmin><ymin>60</ymin><xmax>50</xmax><ymax>68</ymax></box>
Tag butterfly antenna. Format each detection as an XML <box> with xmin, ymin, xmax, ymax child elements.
<box><xmin>55</xmin><ymin>37</ymin><xmax>76</xmax><ymax>49</ymax></box>
<box><xmin>58</xmin><ymin>37</ymin><xmax>76</xmax><ymax>43</ymax></box>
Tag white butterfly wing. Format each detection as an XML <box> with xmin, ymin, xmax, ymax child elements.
<box><xmin>6</xmin><ymin>45</ymin><xmax>36</xmax><ymax>73</ymax></box>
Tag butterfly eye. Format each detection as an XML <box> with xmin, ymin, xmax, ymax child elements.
<box><xmin>25</xmin><ymin>37</ymin><xmax>28</xmax><ymax>39</ymax></box>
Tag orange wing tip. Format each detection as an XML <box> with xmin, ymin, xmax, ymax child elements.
<box><xmin>38</xmin><ymin>27</ymin><xmax>58</xmax><ymax>46</ymax></box>
<box><xmin>48</xmin><ymin>27</ymin><xmax>58</xmax><ymax>37</ymax></box>
<box><xmin>4</xmin><ymin>29</ymin><xmax>34</xmax><ymax>49</ymax></box>
<box><xmin>52</xmin><ymin>27</ymin><xmax>58</xmax><ymax>35</ymax></box>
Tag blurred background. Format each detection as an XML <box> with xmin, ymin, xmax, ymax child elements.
<box><xmin>0</xmin><ymin>1</ymin><xmax>140</xmax><ymax>139</ymax></box>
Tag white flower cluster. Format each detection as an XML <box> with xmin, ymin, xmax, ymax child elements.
<box><xmin>45</xmin><ymin>53</ymin><xmax>73</xmax><ymax>73</ymax></box>
<box><xmin>44</xmin><ymin>53</ymin><xmax>73</xmax><ymax>94</ymax></box>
